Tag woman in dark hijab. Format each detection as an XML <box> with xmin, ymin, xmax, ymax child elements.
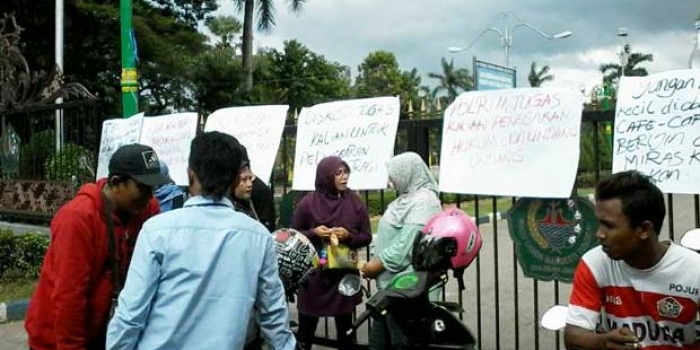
<box><xmin>231</xmin><ymin>145</ymin><xmax>276</xmax><ymax>232</ymax></box>
<box><xmin>291</xmin><ymin>156</ymin><xmax>372</xmax><ymax>350</ymax></box>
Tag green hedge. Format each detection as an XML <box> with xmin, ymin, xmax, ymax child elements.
<box><xmin>44</xmin><ymin>143</ymin><xmax>96</xmax><ymax>183</ymax></box>
<box><xmin>0</xmin><ymin>230</ymin><xmax>49</xmax><ymax>280</ymax></box>
<box><xmin>361</xmin><ymin>191</ymin><xmax>473</xmax><ymax>216</ymax></box>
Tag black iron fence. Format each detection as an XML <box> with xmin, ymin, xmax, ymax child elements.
<box><xmin>2</xmin><ymin>106</ymin><xmax>699</xmax><ymax>349</ymax></box>
<box><xmin>267</xmin><ymin>110</ymin><xmax>700</xmax><ymax>350</ymax></box>
<box><xmin>0</xmin><ymin>100</ymin><xmax>101</xmax><ymax>222</ymax></box>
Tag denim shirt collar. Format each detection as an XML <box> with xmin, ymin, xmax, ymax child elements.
<box><xmin>183</xmin><ymin>195</ymin><xmax>235</xmax><ymax>209</ymax></box>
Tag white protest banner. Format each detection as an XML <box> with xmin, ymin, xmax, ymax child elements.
<box><xmin>205</xmin><ymin>105</ymin><xmax>289</xmax><ymax>185</ymax></box>
<box><xmin>439</xmin><ymin>88</ymin><xmax>584</xmax><ymax>197</ymax></box>
<box><xmin>139</xmin><ymin>113</ymin><xmax>199</xmax><ymax>186</ymax></box>
<box><xmin>612</xmin><ymin>70</ymin><xmax>700</xmax><ymax>194</ymax></box>
<box><xmin>95</xmin><ymin>113</ymin><xmax>144</xmax><ymax>180</ymax></box>
<box><xmin>292</xmin><ymin>97</ymin><xmax>400</xmax><ymax>191</ymax></box>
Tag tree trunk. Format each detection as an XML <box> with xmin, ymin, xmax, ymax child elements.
<box><xmin>242</xmin><ymin>0</ymin><xmax>254</xmax><ymax>92</ymax></box>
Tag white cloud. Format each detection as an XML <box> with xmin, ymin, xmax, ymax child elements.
<box><xmin>212</xmin><ymin>0</ymin><xmax>700</xmax><ymax>93</ymax></box>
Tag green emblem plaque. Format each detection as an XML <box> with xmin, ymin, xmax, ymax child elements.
<box><xmin>0</xmin><ymin>124</ymin><xmax>21</xmax><ymax>176</ymax></box>
<box><xmin>507</xmin><ymin>197</ymin><xmax>599</xmax><ymax>282</ymax></box>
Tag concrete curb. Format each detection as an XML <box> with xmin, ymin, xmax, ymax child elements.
<box><xmin>0</xmin><ymin>221</ymin><xmax>49</xmax><ymax>235</ymax></box>
<box><xmin>0</xmin><ymin>299</ymin><xmax>28</xmax><ymax>324</ymax></box>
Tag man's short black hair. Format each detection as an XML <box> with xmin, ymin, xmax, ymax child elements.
<box><xmin>595</xmin><ymin>170</ymin><xmax>665</xmax><ymax>233</ymax></box>
<box><xmin>189</xmin><ymin>131</ymin><xmax>243</xmax><ymax>200</ymax></box>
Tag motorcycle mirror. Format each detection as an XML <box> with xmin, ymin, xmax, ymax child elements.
<box><xmin>540</xmin><ymin>305</ymin><xmax>568</xmax><ymax>331</ymax></box>
<box><xmin>680</xmin><ymin>228</ymin><xmax>700</xmax><ymax>252</ymax></box>
<box><xmin>338</xmin><ymin>274</ymin><xmax>363</xmax><ymax>296</ymax></box>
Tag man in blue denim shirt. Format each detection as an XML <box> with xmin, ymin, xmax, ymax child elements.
<box><xmin>106</xmin><ymin>131</ymin><xmax>296</xmax><ymax>350</ymax></box>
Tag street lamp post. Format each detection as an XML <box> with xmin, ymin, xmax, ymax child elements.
<box><xmin>447</xmin><ymin>12</ymin><xmax>572</xmax><ymax>68</ymax></box>
<box><xmin>617</xmin><ymin>27</ymin><xmax>629</xmax><ymax>78</ymax></box>
<box><xmin>689</xmin><ymin>20</ymin><xmax>700</xmax><ymax>69</ymax></box>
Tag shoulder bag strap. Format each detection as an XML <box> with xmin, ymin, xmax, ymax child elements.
<box><xmin>100</xmin><ymin>190</ymin><xmax>121</xmax><ymax>298</ymax></box>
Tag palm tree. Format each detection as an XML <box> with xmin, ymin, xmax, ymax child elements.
<box><xmin>428</xmin><ymin>58</ymin><xmax>472</xmax><ymax>102</ymax></box>
<box><xmin>235</xmin><ymin>0</ymin><xmax>305</xmax><ymax>92</ymax></box>
<box><xmin>528</xmin><ymin>62</ymin><xmax>554</xmax><ymax>87</ymax></box>
<box><xmin>205</xmin><ymin>16</ymin><xmax>243</xmax><ymax>49</ymax></box>
<box><xmin>599</xmin><ymin>44</ymin><xmax>654</xmax><ymax>83</ymax></box>
<box><xmin>400</xmin><ymin>68</ymin><xmax>422</xmax><ymax>113</ymax></box>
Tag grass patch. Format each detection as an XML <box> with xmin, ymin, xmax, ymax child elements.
<box><xmin>445</xmin><ymin>196</ymin><xmax>514</xmax><ymax>216</ymax></box>
<box><xmin>370</xmin><ymin>216</ymin><xmax>380</xmax><ymax>233</ymax></box>
<box><xmin>366</xmin><ymin>187</ymin><xmax>595</xmax><ymax>233</ymax></box>
<box><xmin>0</xmin><ymin>278</ymin><xmax>36</xmax><ymax>302</ymax></box>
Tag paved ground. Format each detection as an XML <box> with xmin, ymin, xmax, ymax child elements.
<box><xmin>1</xmin><ymin>194</ymin><xmax>698</xmax><ymax>350</ymax></box>
<box><xmin>0</xmin><ymin>322</ymin><xmax>25</xmax><ymax>350</ymax></box>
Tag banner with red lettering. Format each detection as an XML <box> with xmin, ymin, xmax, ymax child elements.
<box><xmin>439</xmin><ymin>88</ymin><xmax>584</xmax><ymax>197</ymax></box>
<box><xmin>612</xmin><ymin>70</ymin><xmax>700</xmax><ymax>194</ymax></box>
<box><xmin>292</xmin><ymin>97</ymin><xmax>400</xmax><ymax>191</ymax></box>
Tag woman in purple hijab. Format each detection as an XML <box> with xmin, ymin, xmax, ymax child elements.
<box><xmin>291</xmin><ymin>156</ymin><xmax>372</xmax><ymax>350</ymax></box>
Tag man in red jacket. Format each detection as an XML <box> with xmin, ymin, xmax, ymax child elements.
<box><xmin>25</xmin><ymin>144</ymin><xmax>168</xmax><ymax>350</ymax></box>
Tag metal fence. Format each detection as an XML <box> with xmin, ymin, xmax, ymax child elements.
<box><xmin>4</xmin><ymin>106</ymin><xmax>700</xmax><ymax>349</ymax></box>
<box><xmin>268</xmin><ymin>110</ymin><xmax>700</xmax><ymax>350</ymax></box>
<box><xmin>0</xmin><ymin>100</ymin><xmax>102</xmax><ymax>222</ymax></box>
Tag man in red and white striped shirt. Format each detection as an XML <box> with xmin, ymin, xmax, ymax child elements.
<box><xmin>565</xmin><ymin>171</ymin><xmax>700</xmax><ymax>350</ymax></box>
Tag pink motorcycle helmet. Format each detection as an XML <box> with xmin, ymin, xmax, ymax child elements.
<box><xmin>421</xmin><ymin>208</ymin><xmax>482</xmax><ymax>269</ymax></box>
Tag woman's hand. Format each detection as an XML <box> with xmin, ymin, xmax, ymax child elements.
<box><xmin>332</xmin><ymin>227</ymin><xmax>350</xmax><ymax>241</ymax></box>
<box><xmin>313</xmin><ymin>225</ymin><xmax>332</xmax><ymax>237</ymax></box>
<box><xmin>360</xmin><ymin>259</ymin><xmax>384</xmax><ymax>279</ymax></box>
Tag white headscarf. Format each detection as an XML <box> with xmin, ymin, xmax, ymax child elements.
<box><xmin>383</xmin><ymin>152</ymin><xmax>441</xmax><ymax>228</ymax></box>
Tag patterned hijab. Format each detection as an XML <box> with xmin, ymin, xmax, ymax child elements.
<box><xmin>383</xmin><ymin>152</ymin><xmax>441</xmax><ymax>228</ymax></box>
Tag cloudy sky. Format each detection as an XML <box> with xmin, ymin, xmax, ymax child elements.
<box><xmin>213</xmin><ymin>0</ymin><xmax>699</xmax><ymax>95</ymax></box>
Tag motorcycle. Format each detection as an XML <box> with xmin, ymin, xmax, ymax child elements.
<box><xmin>338</xmin><ymin>208</ymin><xmax>482</xmax><ymax>350</ymax></box>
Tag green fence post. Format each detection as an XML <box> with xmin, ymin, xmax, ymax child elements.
<box><xmin>120</xmin><ymin>0</ymin><xmax>139</xmax><ymax>117</ymax></box>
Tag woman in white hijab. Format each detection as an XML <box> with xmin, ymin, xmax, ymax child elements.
<box><xmin>361</xmin><ymin>151</ymin><xmax>442</xmax><ymax>350</ymax></box>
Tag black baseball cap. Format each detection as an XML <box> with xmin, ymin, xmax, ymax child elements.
<box><xmin>108</xmin><ymin>144</ymin><xmax>169</xmax><ymax>187</ymax></box>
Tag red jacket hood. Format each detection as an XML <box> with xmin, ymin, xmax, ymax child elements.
<box><xmin>25</xmin><ymin>178</ymin><xmax>160</xmax><ymax>350</ymax></box>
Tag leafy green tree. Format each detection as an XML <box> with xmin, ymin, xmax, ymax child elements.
<box><xmin>139</xmin><ymin>0</ymin><xmax>217</xmax><ymax>27</ymax></box>
<box><xmin>355</xmin><ymin>51</ymin><xmax>422</xmax><ymax>114</ymax></box>
<box><xmin>528</xmin><ymin>62</ymin><xmax>555</xmax><ymax>87</ymax></box>
<box><xmin>0</xmin><ymin>0</ymin><xmax>215</xmax><ymax>116</ymax></box>
<box><xmin>205</xmin><ymin>16</ymin><xmax>243</xmax><ymax>49</ymax></box>
<box><xmin>189</xmin><ymin>46</ymin><xmax>246</xmax><ymax>115</ymax></box>
<box><xmin>232</xmin><ymin>0</ymin><xmax>305</xmax><ymax>92</ymax></box>
<box><xmin>418</xmin><ymin>85</ymin><xmax>446</xmax><ymax>113</ymax></box>
<box><xmin>428</xmin><ymin>58</ymin><xmax>472</xmax><ymax>102</ymax></box>
<box><xmin>599</xmin><ymin>44</ymin><xmax>654</xmax><ymax>83</ymax></box>
<box><xmin>399</xmin><ymin>68</ymin><xmax>422</xmax><ymax>114</ymax></box>
<box><xmin>134</xmin><ymin>6</ymin><xmax>209</xmax><ymax>114</ymax></box>
<box><xmin>262</xmin><ymin>40</ymin><xmax>351</xmax><ymax>112</ymax></box>
<box><xmin>354</xmin><ymin>51</ymin><xmax>406</xmax><ymax>98</ymax></box>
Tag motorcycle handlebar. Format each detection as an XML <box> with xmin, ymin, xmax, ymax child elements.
<box><xmin>346</xmin><ymin>309</ymin><xmax>373</xmax><ymax>335</ymax></box>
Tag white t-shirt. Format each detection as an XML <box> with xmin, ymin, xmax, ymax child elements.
<box><xmin>567</xmin><ymin>244</ymin><xmax>700</xmax><ymax>349</ymax></box>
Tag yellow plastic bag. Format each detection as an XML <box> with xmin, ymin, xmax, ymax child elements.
<box><xmin>313</xmin><ymin>234</ymin><xmax>359</xmax><ymax>269</ymax></box>
<box><xmin>327</xmin><ymin>244</ymin><xmax>358</xmax><ymax>269</ymax></box>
